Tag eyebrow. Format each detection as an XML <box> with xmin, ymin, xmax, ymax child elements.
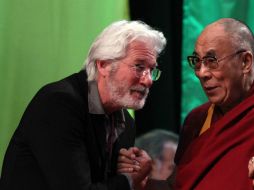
<box><xmin>205</xmin><ymin>50</ymin><xmax>216</xmax><ymax>57</ymax></box>
<box><xmin>192</xmin><ymin>50</ymin><xmax>217</xmax><ymax>57</ymax></box>
<box><xmin>135</xmin><ymin>59</ymin><xmax>158</xmax><ymax>67</ymax></box>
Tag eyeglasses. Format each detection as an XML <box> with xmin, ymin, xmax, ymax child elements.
<box><xmin>125</xmin><ymin>63</ymin><xmax>161</xmax><ymax>81</ymax></box>
<box><xmin>187</xmin><ymin>50</ymin><xmax>246</xmax><ymax>70</ymax></box>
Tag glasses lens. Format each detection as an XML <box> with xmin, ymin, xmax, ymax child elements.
<box><xmin>188</xmin><ymin>56</ymin><xmax>200</xmax><ymax>70</ymax></box>
<box><xmin>204</xmin><ymin>57</ymin><xmax>218</xmax><ymax>69</ymax></box>
<box><xmin>151</xmin><ymin>68</ymin><xmax>161</xmax><ymax>81</ymax></box>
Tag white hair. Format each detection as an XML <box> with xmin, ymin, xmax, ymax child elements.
<box><xmin>83</xmin><ymin>20</ymin><xmax>166</xmax><ymax>81</ymax></box>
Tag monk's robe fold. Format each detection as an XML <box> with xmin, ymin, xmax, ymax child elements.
<box><xmin>174</xmin><ymin>86</ymin><xmax>254</xmax><ymax>190</ymax></box>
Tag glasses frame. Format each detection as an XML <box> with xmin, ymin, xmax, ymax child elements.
<box><xmin>187</xmin><ymin>50</ymin><xmax>247</xmax><ymax>71</ymax></box>
<box><xmin>124</xmin><ymin>63</ymin><xmax>162</xmax><ymax>81</ymax></box>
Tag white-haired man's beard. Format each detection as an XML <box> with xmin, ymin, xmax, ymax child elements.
<box><xmin>107</xmin><ymin>75</ymin><xmax>149</xmax><ymax>110</ymax></box>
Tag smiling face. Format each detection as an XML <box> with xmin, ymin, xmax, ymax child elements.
<box><xmin>194</xmin><ymin>23</ymin><xmax>248</xmax><ymax>112</ymax></box>
<box><xmin>97</xmin><ymin>40</ymin><xmax>157</xmax><ymax>113</ymax></box>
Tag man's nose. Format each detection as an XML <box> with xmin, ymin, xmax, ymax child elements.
<box><xmin>195</xmin><ymin>63</ymin><xmax>212</xmax><ymax>79</ymax></box>
<box><xmin>140</xmin><ymin>72</ymin><xmax>153</xmax><ymax>88</ymax></box>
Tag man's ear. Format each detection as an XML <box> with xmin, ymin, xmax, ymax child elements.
<box><xmin>242</xmin><ymin>52</ymin><xmax>253</xmax><ymax>74</ymax></box>
<box><xmin>96</xmin><ymin>60</ymin><xmax>110</xmax><ymax>77</ymax></box>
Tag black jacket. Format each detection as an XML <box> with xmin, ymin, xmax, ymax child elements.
<box><xmin>0</xmin><ymin>70</ymin><xmax>136</xmax><ymax>190</ymax></box>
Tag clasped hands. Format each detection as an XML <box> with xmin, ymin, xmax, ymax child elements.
<box><xmin>117</xmin><ymin>147</ymin><xmax>152</xmax><ymax>190</ymax></box>
<box><xmin>118</xmin><ymin>152</ymin><xmax>254</xmax><ymax>189</ymax></box>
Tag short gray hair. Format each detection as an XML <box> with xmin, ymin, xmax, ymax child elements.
<box><xmin>135</xmin><ymin>129</ymin><xmax>178</xmax><ymax>160</ymax></box>
<box><xmin>83</xmin><ymin>20</ymin><xmax>166</xmax><ymax>81</ymax></box>
<box><xmin>218</xmin><ymin>18</ymin><xmax>254</xmax><ymax>54</ymax></box>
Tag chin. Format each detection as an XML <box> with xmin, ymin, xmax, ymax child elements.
<box><xmin>208</xmin><ymin>95</ymin><xmax>222</xmax><ymax>104</ymax></box>
<box><xmin>125</xmin><ymin>99</ymin><xmax>146</xmax><ymax>110</ymax></box>
<box><xmin>131</xmin><ymin>104</ymin><xmax>144</xmax><ymax>110</ymax></box>
<box><xmin>126</xmin><ymin>102</ymin><xmax>145</xmax><ymax>110</ymax></box>
<box><xmin>115</xmin><ymin>93</ymin><xmax>147</xmax><ymax>110</ymax></box>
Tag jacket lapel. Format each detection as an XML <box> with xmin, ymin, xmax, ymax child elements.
<box><xmin>89</xmin><ymin>114</ymin><xmax>107</xmax><ymax>174</ymax></box>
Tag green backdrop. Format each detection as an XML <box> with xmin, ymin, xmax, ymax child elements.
<box><xmin>2</xmin><ymin>0</ymin><xmax>254</xmax><ymax>174</ymax></box>
<box><xmin>181</xmin><ymin>0</ymin><xmax>254</xmax><ymax>122</ymax></box>
<box><xmin>0</xmin><ymin>0</ymin><xmax>128</xmax><ymax>172</ymax></box>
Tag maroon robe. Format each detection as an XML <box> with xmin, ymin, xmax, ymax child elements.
<box><xmin>174</xmin><ymin>87</ymin><xmax>254</xmax><ymax>189</ymax></box>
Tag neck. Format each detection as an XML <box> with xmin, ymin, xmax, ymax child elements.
<box><xmin>220</xmin><ymin>82</ymin><xmax>254</xmax><ymax>114</ymax></box>
<box><xmin>219</xmin><ymin>104</ymin><xmax>238</xmax><ymax>114</ymax></box>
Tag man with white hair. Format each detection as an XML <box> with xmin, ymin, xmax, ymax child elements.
<box><xmin>0</xmin><ymin>20</ymin><xmax>166</xmax><ymax>190</ymax></box>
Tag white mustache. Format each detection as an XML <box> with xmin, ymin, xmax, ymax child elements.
<box><xmin>130</xmin><ymin>86</ymin><xmax>149</xmax><ymax>95</ymax></box>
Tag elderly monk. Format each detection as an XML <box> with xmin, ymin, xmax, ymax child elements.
<box><xmin>174</xmin><ymin>18</ymin><xmax>254</xmax><ymax>190</ymax></box>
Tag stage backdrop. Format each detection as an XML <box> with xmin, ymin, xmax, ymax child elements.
<box><xmin>181</xmin><ymin>0</ymin><xmax>254</xmax><ymax>122</ymax></box>
<box><xmin>0</xmin><ymin>0</ymin><xmax>128</xmax><ymax>172</ymax></box>
<box><xmin>2</xmin><ymin>0</ymin><xmax>254</xmax><ymax>174</ymax></box>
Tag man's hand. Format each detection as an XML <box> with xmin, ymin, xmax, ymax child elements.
<box><xmin>118</xmin><ymin>147</ymin><xmax>152</xmax><ymax>190</ymax></box>
<box><xmin>248</xmin><ymin>156</ymin><xmax>254</xmax><ymax>186</ymax></box>
<box><xmin>118</xmin><ymin>147</ymin><xmax>141</xmax><ymax>173</ymax></box>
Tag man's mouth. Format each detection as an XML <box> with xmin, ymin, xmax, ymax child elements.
<box><xmin>130</xmin><ymin>86</ymin><xmax>149</xmax><ymax>99</ymax></box>
<box><xmin>131</xmin><ymin>90</ymin><xmax>146</xmax><ymax>98</ymax></box>
<box><xmin>204</xmin><ymin>86</ymin><xmax>218</xmax><ymax>93</ymax></box>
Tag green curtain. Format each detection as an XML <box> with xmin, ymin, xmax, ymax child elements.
<box><xmin>0</xmin><ymin>0</ymin><xmax>129</xmax><ymax>171</ymax></box>
<box><xmin>181</xmin><ymin>0</ymin><xmax>254</xmax><ymax>122</ymax></box>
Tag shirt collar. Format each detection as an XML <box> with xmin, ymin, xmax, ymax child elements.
<box><xmin>88</xmin><ymin>80</ymin><xmax>126</xmax><ymax>128</ymax></box>
<box><xmin>88</xmin><ymin>80</ymin><xmax>105</xmax><ymax>114</ymax></box>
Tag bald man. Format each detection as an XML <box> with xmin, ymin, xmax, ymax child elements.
<box><xmin>175</xmin><ymin>18</ymin><xmax>254</xmax><ymax>190</ymax></box>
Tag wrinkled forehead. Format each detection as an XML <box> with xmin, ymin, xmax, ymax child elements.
<box><xmin>128</xmin><ymin>40</ymin><xmax>157</xmax><ymax>54</ymax></box>
<box><xmin>127</xmin><ymin>40</ymin><xmax>157</xmax><ymax>61</ymax></box>
<box><xmin>194</xmin><ymin>24</ymin><xmax>234</xmax><ymax>55</ymax></box>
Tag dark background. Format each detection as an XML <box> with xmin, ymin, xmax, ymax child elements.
<box><xmin>129</xmin><ymin>0</ymin><xmax>183</xmax><ymax>135</ymax></box>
